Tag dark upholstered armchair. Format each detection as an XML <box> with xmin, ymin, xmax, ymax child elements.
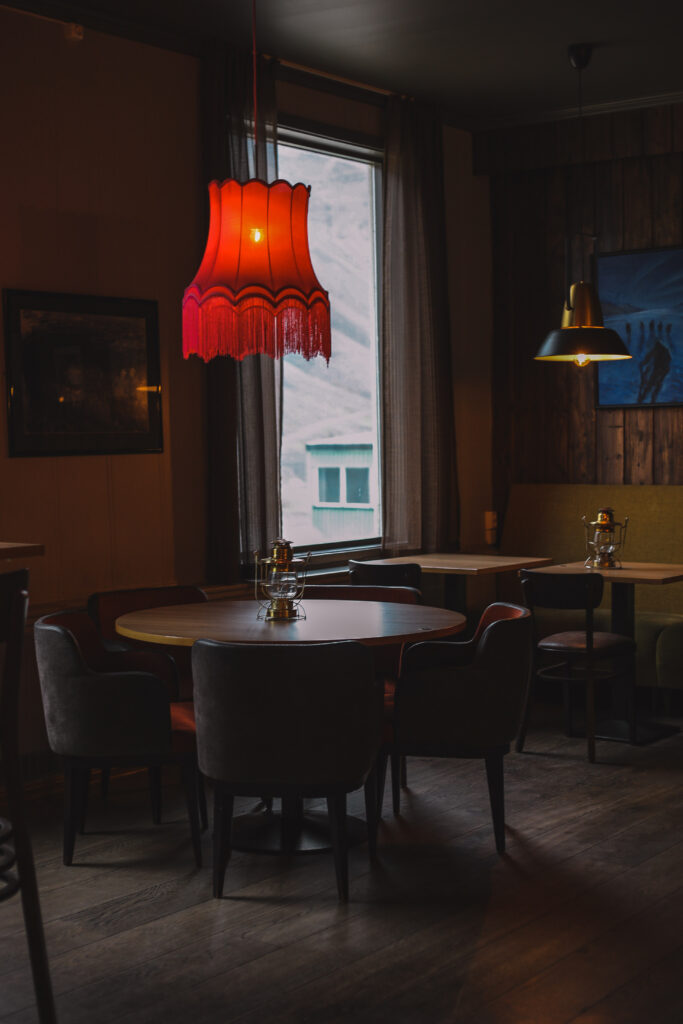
<box><xmin>191</xmin><ymin>640</ymin><xmax>384</xmax><ymax>902</ymax></box>
<box><xmin>34</xmin><ymin>610</ymin><xmax>204</xmax><ymax>867</ymax></box>
<box><xmin>380</xmin><ymin>603</ymin><xmax>532</xmax><ymax>853</ymax></box>
<box><xmin>1</xmin><ymin>570</ymin><xmax>56</xmax><ymax>1024</ymax></box>
<box><xmin>87</xmin><ymin>585</ymin><xmax>208</xmax><ymax>699</ymax></box>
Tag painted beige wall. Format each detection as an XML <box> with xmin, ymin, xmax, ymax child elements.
<box><xmin>0</xmin><ymin>9</ymin><xmax>206</xmax><ymax>609</ymax></box>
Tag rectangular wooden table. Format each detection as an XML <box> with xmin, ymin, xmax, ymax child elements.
<box><xmin>531</xmin><ymin>560</ymin><xmax>683</xmax><ymax>744</ymax></box>
<box><xmin>532</xmin><ymin>561</ymin><xmax>683</xmax><ymax>636</ymax></box>
<box><xmin>1</xmin><ymin>541</ymin><xmax>45</xmax><ymax>560</ymax></box>
<box><xmin>366</xmin><ymin>553</ymin><xmax>553</xmax><ymax>610</ymax></box>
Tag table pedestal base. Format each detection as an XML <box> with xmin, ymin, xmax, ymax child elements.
<box><xmin>594</xmin><ymin>718</ymin><xmax>680</xmax><ymax>746</ymax></box>
<box><xmin>231</xmin><ymin>805</ymin><xmax>368</xmax><ymax>855</ymax></box>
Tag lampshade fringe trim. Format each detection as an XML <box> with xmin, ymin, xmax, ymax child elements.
<box><xmin>183</xmin><ymin>295</ymin><xmax>331</xmax><ymax>362</ymax></box>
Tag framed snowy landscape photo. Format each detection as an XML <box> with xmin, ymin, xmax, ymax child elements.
<box><xmin>597</xmin><ymin>247</ymin><xmax>683</xmax><ymax>408</ymax></box>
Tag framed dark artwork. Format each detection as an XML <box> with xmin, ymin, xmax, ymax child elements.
<box><xmin>4</xmin><ymin>290</ymin><xmax>163</xmax><ymax>456</ymax></box>
<box><xmin>597</xmin><ymin>247</ymin><xmax>683</xmax><ymax>408</ymax></box>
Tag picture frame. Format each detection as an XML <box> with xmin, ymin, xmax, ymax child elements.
<box><xmin>3</xmin><ymin>289</ymin><xmax>163</xmax><ymax>456</ymax></box>
<box><xmin>597</xmin><ymin>246</ymin><xmax>683</xmax><ymax>408</ymax></box>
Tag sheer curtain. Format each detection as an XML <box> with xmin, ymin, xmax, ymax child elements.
<box><xmin>381</xmin><ymin>96</ymin><xmax>459</xmax><ymax>554</ymax></box>
<box><xmin>201</xmin><ymin>46</ymin><xmax>282</xmax><ymax>579</ymax></box>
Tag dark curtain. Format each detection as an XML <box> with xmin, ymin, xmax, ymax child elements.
<box><xmin>381</xmin><ymin>96</ymin><xmax>459</xmax><ymax>553</ymax></box>
<box><xmin>200</xmin><ymin>46</ymin><xmax>281</xmax><ymax>581</ymax></box>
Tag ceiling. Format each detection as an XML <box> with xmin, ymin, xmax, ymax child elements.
<box><xmin>12</xmin><ymin>0</ymin><xmax>683</xmax><ymax>128</ymax></box>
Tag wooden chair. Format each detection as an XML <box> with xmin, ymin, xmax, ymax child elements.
<box><xmin>34</xmin><ymin>611</ymin><xmax>205</xmax><ymax>867</ymax></box>
<box><xmin>380</xmin><ymin>603</ymin><xmax>531</xmax><ymax>852</ymax></box>
<box><xmin>87</xmin><ymin>585</ymin><xmax>208</xmax><ymax>699</ymax></box>
<box><xmin>517</xmin><ymin>570</ymin><xmax>637</xmax><ymax>763</ymax></box>
<box><xmin>348</xmin><ymin>559</ymin><xmax>422</xmax><ymax>594</ymax></box>
<box><xmin>191</xmin><ymin>640</ymin><xmax>383</xmax><ymax>902</ymax></box>
<box><xmin>0</xmin><ymin>570</ymin><xmax>57</xmax><ymax>1023</ymax></box>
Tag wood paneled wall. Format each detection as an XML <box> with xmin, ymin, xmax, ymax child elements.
<box><xmin>476</xmin><ymin>104</ymin><xmax>683</xmax><ymax>517</ymax></box>
<box><xmin>0</xmin><ymin>9</ymin><xmax>206</xmax><ymax>609</ymax></box>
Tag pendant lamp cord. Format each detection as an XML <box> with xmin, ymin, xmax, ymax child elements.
<box><xmin>577</xmin><ymin>63</ymin><xmax>585</xmax><ymax>279</ymax></box>
<box><xmin>252</xmin><ymin>0</ymin><xmax>259</xmax><ymax>179</ymax></box>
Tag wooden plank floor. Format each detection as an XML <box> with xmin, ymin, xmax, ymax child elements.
<box><xmin>4</xmin><ymin>709</ymin><xmax>683</xmax><ymax>1024</ymax></box>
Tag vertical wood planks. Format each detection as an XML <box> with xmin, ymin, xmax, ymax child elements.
<box><xmin>486</xmin><ymin>100</ymin><xmax>683</xmax><ymax>508</ymax></box>
<box><xmin>596</xmin><ymin>410</ymin><xmax>625</xmax><ymax>483</ymax></box>
<box><xmin>622</xmin><ymin>154</ymin><xmax>655</xmax><ymax>484</ymax></box>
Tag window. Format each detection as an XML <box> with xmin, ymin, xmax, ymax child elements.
<box><xmin>277</xmin><ymin>132</ymin><xmax>381</xmax><ymax>550</ymax></box>
<box><xmin>318</xmin><ymin>467</ymin><xmax>340</xmax><ymax>503</ymax></box>
<box><xmin>346</xmin><ymin>467</ymin><xmax>370</xmax><ymax>504</ymax></box>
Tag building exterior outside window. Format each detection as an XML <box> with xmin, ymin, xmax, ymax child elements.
<box><xmin>306</xmin><ymin>436</ymin><xmax>376</xmax><ymax>543</ymax></box>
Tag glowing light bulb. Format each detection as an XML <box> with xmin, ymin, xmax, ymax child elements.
<box><xmin>250</xmin><ymin>227</ymin><xmax>263</xmax><ymax>243</ymax></box>
<box><xmin>574</xmin><ymin>353</ymin><xmax>590</xmax><ymax>367</ymax></box>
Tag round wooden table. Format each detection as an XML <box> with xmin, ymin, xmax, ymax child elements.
<box><xmin>115</xmin><ymin>598</ymin><xmax>466</xmax><ymax>648</ymax></box>
<box><xmin>116</xmin><ymin>598</ymin><xmax>466</xmax><ymax>854</ymax></box>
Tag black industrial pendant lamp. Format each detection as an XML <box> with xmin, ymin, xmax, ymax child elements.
<box><xmin>535</xmin><ymin>44</ymin><xmax>631</xmax><ymax>367</ymax></box>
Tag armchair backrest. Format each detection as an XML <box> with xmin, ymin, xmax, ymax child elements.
<box><xmin>38</xmin><ymin>610</ymin><xmax>108</xmax><ymax>669</ymax></box>
<box><xmin>192</xmin><ymin>640</ymin><xmax>382</xmax><ymax>792</ymax></box>
<box><xmin>87</xmin><ymin>585</ymin><xmax>208</xmax><ymax>644</ymax></box>
<box><xmin>303</xmin><ymin>585</ymin><xmax>419</xmax><ymax>677</ymax></box>
<box><xmin>348</xmin><ymin>560</ymin><xmax>422</xmax><ymax>593</ymax></box>
<box><xmin>304</xmin><ymin>584</ymin><xmax>420</xmax><ymax>605</ymax></box>
<box><xmin>519</xmin><ymin>569</ymin><xmax>602</xmax><ymax>645</ymax></box>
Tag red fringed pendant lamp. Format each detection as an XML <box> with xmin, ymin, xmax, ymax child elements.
<box><xmin>183</xmin><ymin>177</ymin><xmax>331</xmax><ymax>362</ymax></box>
<box><xmin>182</xmin><ymin>0</ymin><xmax>330</xmax><ymax>363</ymax></box>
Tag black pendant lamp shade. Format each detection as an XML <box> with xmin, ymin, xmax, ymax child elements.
<box><xmin>536</xmin><ymin>282</ymin><xmax>631</xmax><ymax>367</ymax></box>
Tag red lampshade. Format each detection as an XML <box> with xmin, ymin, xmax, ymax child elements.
<box><xmin>183</xmin><ymin>178</ymin><xmax>331</xmax><ymax>362</ymax></box>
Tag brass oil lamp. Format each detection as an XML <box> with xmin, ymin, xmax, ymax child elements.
<box><xmin>254</xmin><ymin>538</ymin><xmax>309</xmax><ymax>620</ymax></box>
<box><xmin>582</xmin><ymin>507</ymin><xmax>629</xmax><ymax>569</ymax></box>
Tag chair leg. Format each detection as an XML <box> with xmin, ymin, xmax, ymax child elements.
<box><xmin>390</xmin><ymin>752</ymin><xmax>401</xmax><ymax>815</ymax></box>
<box><xmin>198</xmin><ymin>772</ymin><xmax>208</xmax><ymax>832</ymax></box>
<box><xmin>182</xmin><ymin>762</ymin><xmax>202</xmax><ymax>868</ymax></box>
<box><xmin>363</xmin><ymin>769</ymin><xmax>379</xmax><ymax>863</ymax></box>
<box><xmin>326</xmin><ymin>793</ymin><xmax>349</xmax><ymax>902</ymax></box>
<box><xmin>63</xmin><ymin>760</ymin><xmax>85</xmax><ymax>866</ymax></box>
<box><xmin>376</xmin><ymin>752</ymin><xmax>388</xmax><ymax>820</ymax></box>
<box><xmin>627</xmin><ymin>660</ymin><xmax>637</xmax><ymax>746</ymax></box>
<box><xmin>12</xmin><ymin>818</ymin><xmax>58</xmax><ymax>1024</ymax></box>
<box><xmin>585</xmin><ymin>675</ymin><xmax>596</xmax><ymax>764</ymax></box>
<box><xmin>484</xmin><ymin>752</ymin><xmax>506</xmax><ymax>853</ymax></box>
<box><xmin>515</xmin><ymin>667</ymin><xmax>535</xmax><ymax>753</ymax></box>
<box><xmin>212</xmin><ymin>788</ymin><xmax>233</xmax><ymax>898</ymax></box>
<box><xmin>79</xmin><ymin>767</ymin><xmax>90</xmax><ymax>834</ymax></box>
<box><xmin>563</xmin><ymin>679</ymin><xmax>575</xmax><ymax>737</ymax></box>
<box><xmin>149</xmin><ymin>765</ymin><xmax>162</xmax><ymax>825</ymax></box>
<box><xmin>400</xmin><ymin>755</ymin><xmax>408</xmax><ymax>788</ymax></box>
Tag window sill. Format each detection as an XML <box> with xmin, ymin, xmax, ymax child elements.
<box><xmin>298</xmin><ymin>541</ymin><xmax>384</xmax><ymax>571</ymax></box>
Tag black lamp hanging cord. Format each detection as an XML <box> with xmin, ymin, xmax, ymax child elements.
<box><xmin>533</xmin><ymin>43</ymin><xmax>631</xmax><ymax>365</ymax></box>
<box><xmin>569</xmin><ymin>42</ymin><xmax>589</xmax><ymax>305</ymax></box>
<box><xmin>252</xmin><ymin>0</ymin><xmax>259</xmax><ymax>179</ymax></box>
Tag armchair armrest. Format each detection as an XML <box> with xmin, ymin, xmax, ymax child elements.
<box><xmin>102</xmin><ymin>649</ymin><xmax>179</xmax><ymax>700</ymax></box>
<box><xmin>403</xmin><ymin>639</ymin><xmax>478</xmax><ymax>672</ymax></box>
